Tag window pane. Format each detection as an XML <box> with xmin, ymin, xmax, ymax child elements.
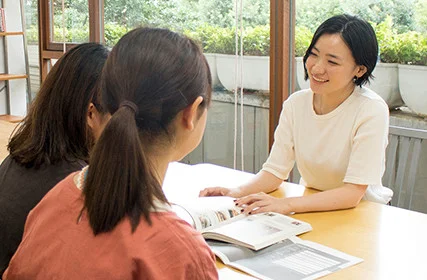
<box><xmin>104</xmin><ymin>0</ymin><xmax>204</xmax><ymax>47</ymax></box>
<box><xmin>50</xmin><ymin>0</ymin><xmax>89</xmax><ymax>43</ymax></box>
<box><xmin>103</xmin><ymin>0</ymin><xmax>270</xmax><ymax>172</ymax></box>
<box><xmin>25</xmin><ymin>0</ymin><xmax>40</xmax><ymax>99</ymax></box>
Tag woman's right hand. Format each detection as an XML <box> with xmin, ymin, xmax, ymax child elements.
<box><xmin>199</xmin><ymin>171</ymin><xmax>282</xmax><ymax>198</ymax></box>
<box><xmin>198</xmin><ymin>187</ymin><xmax>244</xmax><ymax>198</ymax></box>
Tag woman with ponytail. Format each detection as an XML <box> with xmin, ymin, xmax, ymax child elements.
<box><xmin>4</xmin><ymin>28</ymin><xmax>217</xmax><ymax>279</ymax></box>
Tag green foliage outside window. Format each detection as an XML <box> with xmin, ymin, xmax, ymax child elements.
<box><xmin>185</xmin><ymin>24</ymin><xmax>236</xmax><ymax>54</ymax></box>
<box><xmin>374</xmin><ymin>16</ymin><xmax>427</xmax><ymax>65</ymax></box>
<box><xmin>24</xmin><ymin>0</ymin><xmax>426</xmax><ymax>65</ymax></box>
<box><xmin>415</xmin><ymin>0</ymin><xmax>427</xmax><ymax>33</ymax></box>
<box><xmin>295</xmin><ymin>26</ymin><xmax>313</xmax><ymax>57</ymax></box>
<box><xmin>186</xmin><ymin>24</ymin><xmax>269</xmax><ymax>56</ymax></box>
<box><xmin>104</xmin><ymin>23</ymin><xmax>128</xmax><ymax>47</ymax></box>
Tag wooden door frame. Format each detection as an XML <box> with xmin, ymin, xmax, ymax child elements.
<box><xmin>269</xmin><ymin>0</ymin><xmax>295</xmax><ymax>149</ymax></box>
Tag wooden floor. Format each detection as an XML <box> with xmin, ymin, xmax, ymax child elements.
<box><xmin>0</xmin><ymin>120</ymin><xmax>19</xmax><ymax>163</ymax></box>
<box><xmin>0</xmin><ymin>114</ymin><xmax>24</xmax><ymax>123</ymax></box>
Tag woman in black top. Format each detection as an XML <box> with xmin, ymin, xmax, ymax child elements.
<box><xmin>0</xmin><ymin>43</ymin><xmax>109</xmax><ymax>276</ymax></box>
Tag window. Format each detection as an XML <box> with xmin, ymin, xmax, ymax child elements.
<box><xmin>38</xmin><ymin>0</ymin><xmax>101</xmax><ymax>81</ymax></box>
<box><xmin>51</xmin><ymin>0</ymin><xmax>89</xmax><ymax>44</ymax></box>
<box><xmin>104</xmin><ymin>0</ymin><xmax>272</xmax><ymax>171</ymax></box>
<box><xmin>37</xmin><ymin>0</ymin><xmax>293</xmax><ymax>161</ymax></box>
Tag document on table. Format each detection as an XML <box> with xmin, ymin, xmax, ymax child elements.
<box><xmin>210</xmin><ymin>236</ymin><xmax>363</xmax><ymax>280</ymax></box>
<box><xmin>218</xmin><ymin>267</ymin><xmax>258</xmax><ymax>279</ymax></box>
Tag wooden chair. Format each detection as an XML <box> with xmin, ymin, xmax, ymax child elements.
<box><xmin>384</xmin><ymin>125</ymin><xmax>427</xmax><ymax>210</ymax></box>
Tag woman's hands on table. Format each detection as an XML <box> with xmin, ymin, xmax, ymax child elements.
<box><xmin>234</xmin><ymin>192</ymin><xmax>294</xmax><ymax>215</ymax></box>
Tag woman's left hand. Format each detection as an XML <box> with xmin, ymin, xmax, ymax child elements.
<box><xmin>235</xmin><ymin>192</ymin><xmax>293</xmax><ymax>215</ymax></box>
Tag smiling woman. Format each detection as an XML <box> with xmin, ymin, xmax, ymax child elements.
<box><xmin>305</xmin><ymin>33</ymin><xmax>368</xmax><ymax>114</ymax></box>
<box><xmin>200</xmin><ymin>14</ymin><xmax>393</xmax><ymax>214</ymax></box>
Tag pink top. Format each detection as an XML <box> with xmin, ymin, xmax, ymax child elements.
<box><xmin>4</xmin><ymin>173</ymin><xmax>218</xmax><ymax>280</ymax></box>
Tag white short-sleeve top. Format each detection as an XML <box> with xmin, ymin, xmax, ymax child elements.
<box><xmin>262</xmin><ymin>86</ymin><xmax>392</xmax><ymax>204</ymax></box>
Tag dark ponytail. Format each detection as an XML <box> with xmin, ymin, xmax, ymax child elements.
<box><xmin>83</xmin><ymin>27</ymin><xmax>212</xmax><ymax>235</ymax></box>
<box><xmin>84</xmin><ymin>106</ymin><xmax>166</xmax><ymax>234</ymax></box>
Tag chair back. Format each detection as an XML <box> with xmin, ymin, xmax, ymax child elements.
<box><xmin>384</xmin><ymin>125</ymin><xmax>427</xmax><ymax>210</ymax></box>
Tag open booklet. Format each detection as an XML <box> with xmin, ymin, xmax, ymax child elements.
<box><xmin>209</xmin><ymin>237</ymin><xmax>363</xmax><ymax>280</ymax></box>
<box><xmin>171</xmin><ymin>196</ymin><xmax>312</xmax><ymax>251</ymax></box>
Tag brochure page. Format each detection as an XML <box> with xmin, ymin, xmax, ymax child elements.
<box><xmin>209</xmin><ymin>237</ymin><xmax>363</xmax><ymax>280</ymax></box>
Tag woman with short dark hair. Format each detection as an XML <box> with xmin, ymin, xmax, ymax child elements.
<box><xmin>0</xmin><ymin>43</ymin><xmax>109</xmax><ymax>276</ymax></box>
<box><xmin>201</xmin><ymin>14</ymin><xmax>393</xmax><ymax>213</ymax></box>
<box><xmin>3</xmin><ymin>27</ymin><xmax>217</xmax><ymax>279</ymax></box>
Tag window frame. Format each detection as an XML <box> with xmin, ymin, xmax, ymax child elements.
<box><xmin>38</xmin><ymin>0</ymin><xmax>104</xmax><ymax>80</ymax></box>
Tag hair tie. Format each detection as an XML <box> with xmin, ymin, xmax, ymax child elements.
<box><xmin>119</xmin><ymin>100</ymin><xmax>139</xmax><ymax>115</ymax></box>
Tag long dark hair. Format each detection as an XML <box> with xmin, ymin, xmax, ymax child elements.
<box><xmin>303</xmin><ymin>14</ymin><xmax>378</xmax><ymax>86</ymax></box>
<box><xmin>8</xmin><ymin>43</ymin><xmax>109</xmax><ymax>168</ymax></box>
<box><xmin>84</xmin><ymin>27</ymin><xmax>212</xmax><ymax>235</ymax></box>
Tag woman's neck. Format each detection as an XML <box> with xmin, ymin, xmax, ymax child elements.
<box><xmin>313</xmin><ymin>85</ymin><xmax>356</xmax><ymax>115</ymax></box>
<box><xmin>72</xmin><ymin>152</ymin><xmax>172</xmax><ymax>191</ymax></box>
<box><xmin>146</xmin><ymin>147</ymin><xmax>174</xmax><ymax>187</ymax></box>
